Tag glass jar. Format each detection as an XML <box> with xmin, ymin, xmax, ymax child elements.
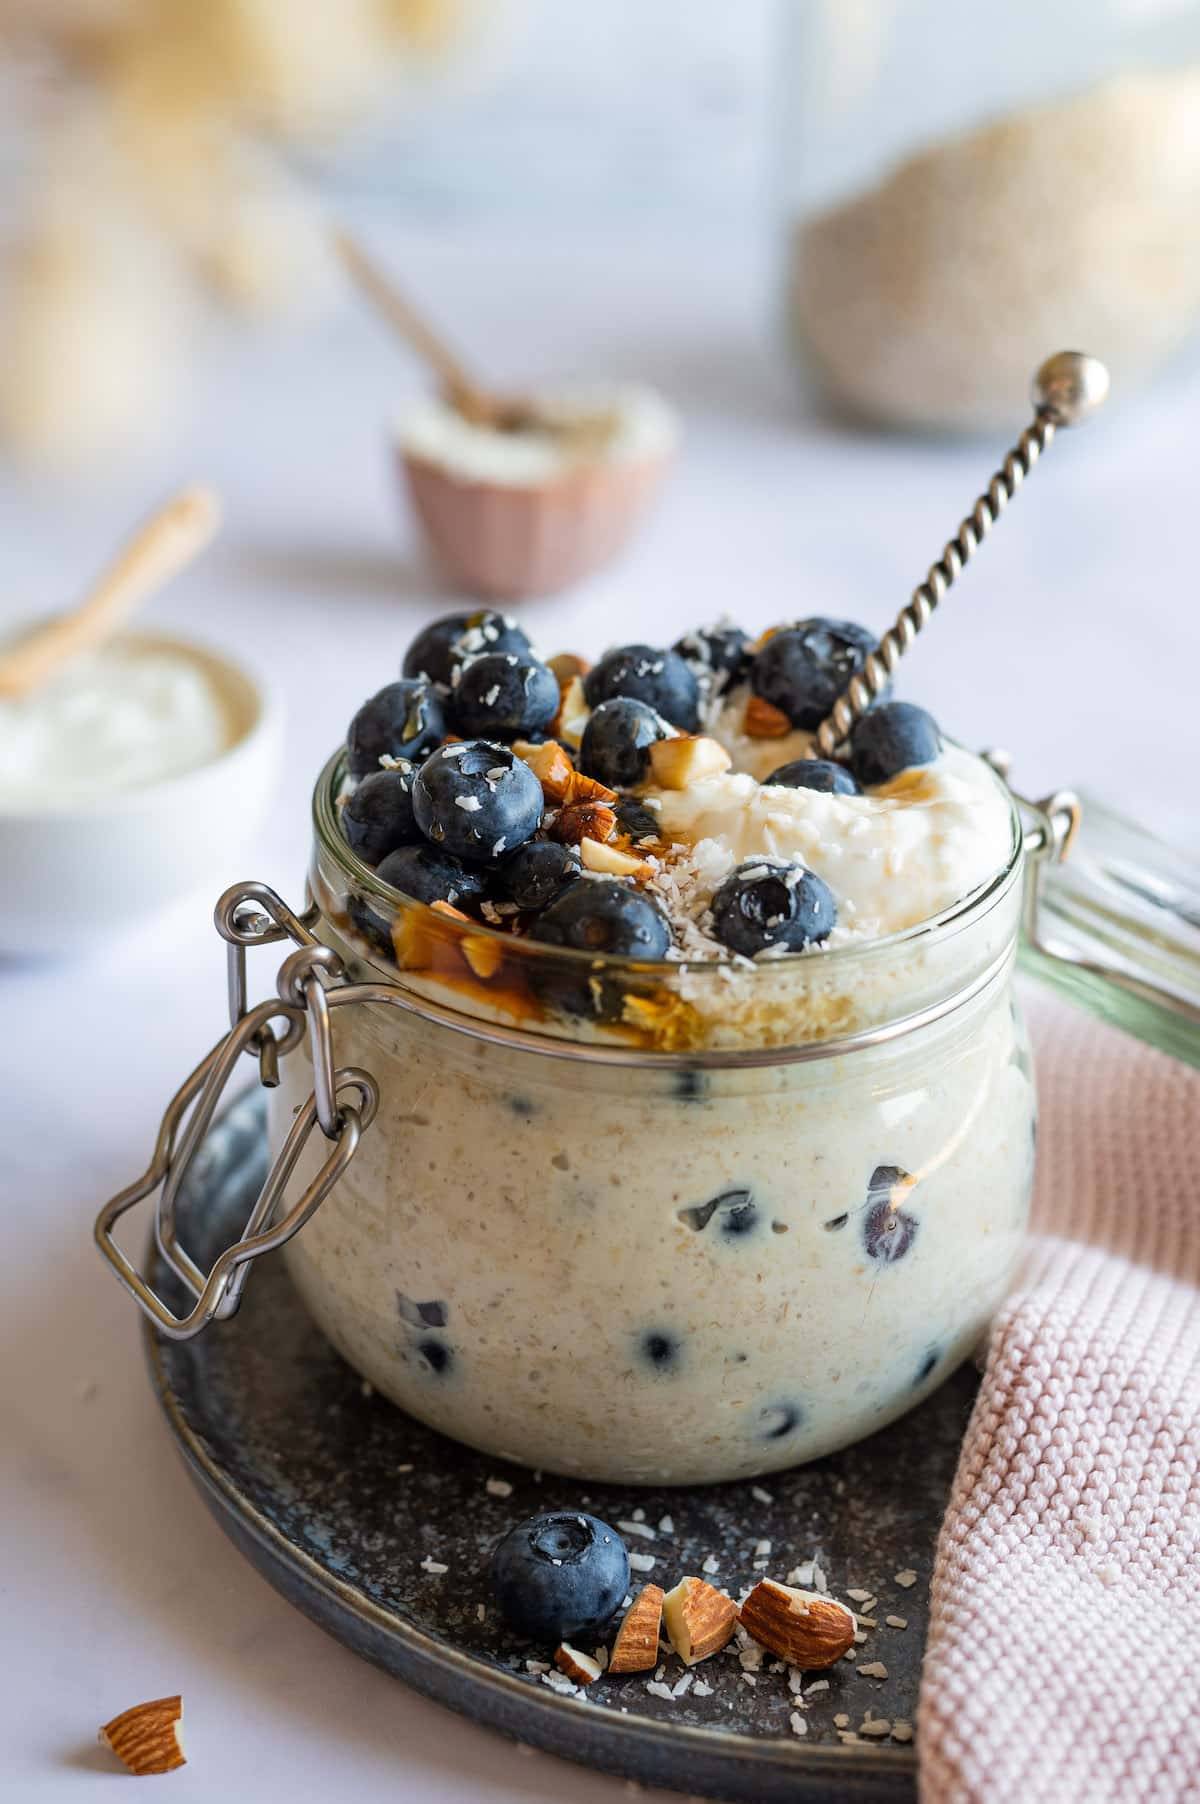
<box><xmin>267</xmin><ymin>752</ymin><xmax>1032</xmax><ymax>1486</ymax></box>
<box><xmin>776</xmin><ymin>0</ymin><xmax>1200</xmax><ymax>431</ymax></box>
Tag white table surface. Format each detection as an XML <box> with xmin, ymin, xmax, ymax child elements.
<box><xmin>3</xmin><ymin>221</ymin><xmax>1197</xmax><ymax>1800</ymax></box>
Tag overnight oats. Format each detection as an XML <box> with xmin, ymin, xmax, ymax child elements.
<box><xmin>269</xmin><ymin>608</ymin><xmax>1034</xmax><ymax>1486</ymax></box>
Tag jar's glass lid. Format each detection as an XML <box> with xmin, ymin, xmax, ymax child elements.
<box><xmin>1020</xmin><ymin>789</ymin><xmax>1200</xmax><ymax>1070</ymax></box>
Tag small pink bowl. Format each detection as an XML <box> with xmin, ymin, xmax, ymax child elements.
<box><xmin>400</xmin><ymin>445</ymin><xmax>673</xmax><ymax>599</ymax></box>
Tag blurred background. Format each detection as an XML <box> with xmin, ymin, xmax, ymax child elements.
<box><xmin>1</xmin><ymin>0</ymin><xmax>1198</xmax><ymax>898</ymax></box>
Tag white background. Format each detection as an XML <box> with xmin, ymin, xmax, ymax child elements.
<box><xmin>2</xmin><ymin>22</ymin><xmax>1199</xmax><ymax>1794</ymax></box>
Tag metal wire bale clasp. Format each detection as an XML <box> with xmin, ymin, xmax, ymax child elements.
<box><xmin>94</xmin><ymin>883</ymin><xmax>380</xmax><ymax>1341</ymax></box>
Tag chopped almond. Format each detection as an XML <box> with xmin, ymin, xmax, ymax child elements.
<box><xmin>738</xmin><ymin>1579</ymin><xmax>856</xmax><ymax>1669</ymax></box>
<box><xmin>743</xmin><ymin>694</ymin><xmax>792</xmax><ymax>738</ymax></box>
<box><xmin>99</xmin><ymin>1696</ymin><xmax>186</xmax><ymax>1775</ymax></box>
<box><xmin>561</xmin><ymin>767</ymin><xmax>617</xmax><ymax>806</ymax></box>
<box><xmin>555</xmin><ymin>1643</ymin><xmax>603</xmax><ymax>1685</ymax></box>
<box><xmin>515</xmin><ymin>739</ymin><xmax>575</xmax><ymax>802</ymax></box>
<box><xmin>609</xmin><ymin>1585</ymin><xmax>664</xmax><ymax>1674</ymax></box>
<box><xmin>461</xmin><ymin>935</ymin><xmax>503</xmax><ymax>980</ymax></box>
<box><xmin>662</xmin><ymin>1577</ymin><xmax>737</xmax><ymax>1666</ymax></box>
<box><xmin>647</xmin><ymin>735</ymin><xmax>732</xmax><ymax>789</ymax></box>
<box><xmin>579</xmin><ymin>838</ymin><xmax>653</xmax><ymax>879</ymax></box>
<box><xmin>547</xmin><ymin>800</ymin><xmax>617</xmax><ymax>846</ymax></box>
<box><xmin>429</xmin><ymin>899</ymin><xmax>470</xmax><ymax>921</ymax></box>
<box><xmin>551</xmin><ymin>674</ymin><xmax>590</xmax><ymax>748</ymax></box>
<box><xmin>547</xmin><ymin>651</ymin><xmax>591</xmax><ymax>684</ymax></box>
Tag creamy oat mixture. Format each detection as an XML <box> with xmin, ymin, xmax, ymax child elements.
<box><xmin>272</xmin><ymin>608</ymin><xmax>1034</xmax><ymax>1483</ymax></box>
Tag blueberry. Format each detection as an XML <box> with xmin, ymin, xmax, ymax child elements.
<box><xmin>403</xmin><ymin>610</ymin><xmax>532</xmax><ymax>689</ymax></box>
<box><xmin>450</xmin><ymin>610</ymin><xmax>533</xmax><ymax>670</ymax></box>
<box><xmin>489</xmin><ymin>1511</ymin><xmax>630</xmax><ymax>1644</ymax></box>
<box><xmin>341</xmin><ymin>767</ymin><xmax>420</xmax><ymax>865</ymax></box>
<box><xmin>764</xmin><ymin>758</ymin><xmax>860</xmax><ymax>797</ymax></box>
<box><xmin>417</xmin><ymin>1338</ymin><xmax>452</xmax><ymax>1375</ymax></box>
<box><xmin>347</xmin><ymin>678</ymin><xmax>445</xmax><ymax>778</ymax></box>
<box><xmin>751</xmin><ymin>619</ymin><xmax>882</xmax><ymax>730</ymax></box>
<box><xmin>759</xmin><ymin>1402</ymin><xmax>803</xmax><ymax>1440</ymax></box>
<box><xmin>640</xmin><ymin>1330</ymin><xmax>679</xmax><ymax>1368</ymax></box>
<box><xmin>578</xmin><ymin>697</ymin><xmax>669</xmax><ymax>790</ymax></box>
<box><xmin>709</xmin><ymin>860</ymin><xmax>836</xmax><ymax>958</ymax></box>
<box><xmin>849</xmin><ymin>702</ymin><xmax>942</xmax><ymax>786</ymax></box>
<box><xmin>347</xmin><ymin>893</ymin><xmax>396</xmax><ymax>962</ymax></box>
<box><xmin>677</xmin><ymin>1188</ymin><xmax>756</xmax><ymax>1235</ymax></box>
<box><xmin>861</xmin><ymin>1165</ymin><xmax>919</xmax><ymax>1264</ymax></box>
<box><xmin>374</xmin><ymin>843</ymin><xmax>487</xmax><ymax>909</ymax></box>
<box><xmin>412</xmin><ymin>740</ymin><xmax>544</xmax><ymax>864</ymax></box>
<box><xmin>451</xmin><ymin>653</ymin><xmax>559</xmax><ymax>740</ymax></box>
<box><xmin>673</xmin><ymin>1069</ymin><xmax>706</xmax><ymax>1103</ymax></box>
<box><xmin>673</xmin><ymin>622</ymin><xmax>751</xmax><ymax>696</ymax></box>
<box><xmin>612</xmin><ymin>795</ymin><xmax>663</xmax><ymax>845</ymax></box>
<box><xmin>529</xmin><ymin>881</ymin><xmax>671</xmax><ymax>960</ymax></box>
<box><xmin>397</xmin><ymin>1295</ymin><xmax>448</xmax><ymax>1328</ymax></box>
<box><xmin>496</xmin><ymin>839</ymin><xmax>581</xmax><ymax>912</ymax></box>
<box><xmin>528</xmin><ymin>881</ymin><xmax>671</xmax><ymax>1019</ymax></box>
<box><xmin>584</xmin><ymin>644</ymin><xmax>700</xmax><ymax>732</ymax></box>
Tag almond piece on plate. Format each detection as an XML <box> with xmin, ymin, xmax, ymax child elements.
<box><xmin>609</xmin><ymin>1584</ymin><xmax>665</xmax><ymax>1674</ymax></box>
<box><xmin>579</xmin><ymin>838</ymin><xmax>653</xmax><ymax>880</ymax></box>
<box><xmin>743</xmin><ymin>694</ymin><xmax>793</xmax><ymax>738</ymax></box>
<box><xmin>551</xmin><ymin>674</ymin><xmax>590</xmax><ymax>748</ymax></box>
<box><xmin>663</xmin><ymin>1577</ymin><xmax>738</xmax><ymax>1666</ymax></box>
<box><xmin>99</xmin><ymin>1695</ymin><xmax>186</xmax><ymax>1775</ymax></box>
<box><xmin>555</xmin><ymin>1643</ymin><xmax>603</xmax><ymax>1685</ymax></box>
<box><xmin>738</xmin><ymin>1580</ymin><xmax>856</xmax><ymax>1669</ymax></box>
<box><xmin>548</xmin><ymin>800</ymin><xmax>617</xmax><ymax>847</ymax></box>
<box><xmin>647</xmin><ymin>735</ymin><xmax>732</xmax><ymax>790</ymax></box>
<box><xmin>514</xmin><ymin>739</ymin><xmax>576</xmax><ymax>803</ymax></box>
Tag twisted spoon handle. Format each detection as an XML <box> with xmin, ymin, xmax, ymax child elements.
<box><xmin>813</xmin><ymin>351</ymin><xmax>1110</xmax><ymax>760</ymax></box>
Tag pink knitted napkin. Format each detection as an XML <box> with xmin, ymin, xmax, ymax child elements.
<box><xmin>919</xmin><ymin>988</ymin><xmax>1200</xmax><ymax>1802</ymax></box>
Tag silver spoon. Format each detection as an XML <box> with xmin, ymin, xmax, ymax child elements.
<box><xmin>813</xmin><ymin>350</ymin><xmax>1110</xmax><ymax>760</ymax></box>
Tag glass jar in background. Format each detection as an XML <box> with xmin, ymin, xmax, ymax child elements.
<box><xmin>775</xmin><ymin>0</ymin><xmax>1200</xmax><ymax>432</ymax></box>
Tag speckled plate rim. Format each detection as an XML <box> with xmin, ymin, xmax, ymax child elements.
<box><xmin>143</xmin><ymin>1303</ymin><xmax>917</xmax><ymax>1803</ymax></box>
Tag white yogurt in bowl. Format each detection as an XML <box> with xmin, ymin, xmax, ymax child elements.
<box><xmin>0</xmin><ymin>629</ymin><xmax>281</xmax><ymax>953</ymax></box>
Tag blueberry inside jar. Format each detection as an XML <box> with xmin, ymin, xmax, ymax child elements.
<box><xmin>273</xmin><ymin>606</ymin><xmax>1034</xmax><ymax>1484</ymax></box>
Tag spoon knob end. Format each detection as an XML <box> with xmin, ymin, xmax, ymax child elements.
<box><xmin>1031</xmin><ymin>351</ymin><xmax>1110</xmax><ymax>427</ymax></box>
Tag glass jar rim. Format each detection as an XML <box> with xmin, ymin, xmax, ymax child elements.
<box><xmin>312</xmin><ymin>747</ymin><xmax>1025</xmax><ymax>989</ymax></box>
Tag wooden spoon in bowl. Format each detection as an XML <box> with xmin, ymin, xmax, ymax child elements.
<box><xmin>333</xmin><ymin>229</ymin><xmax>617</xmax><ymax>452</ymax></box>
<box><xmin>0</xmin><ymin>484</ymin><xmax>222</xmax><ymax>701</ymax></box>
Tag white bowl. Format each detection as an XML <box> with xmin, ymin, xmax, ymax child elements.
<box><xmin>0</xmin><ymin>632</ymin><xmax>283</xmax><ymax>956</ymax></box>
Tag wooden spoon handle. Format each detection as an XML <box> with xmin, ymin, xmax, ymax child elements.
<box><xmin>333</xmin><ymin>228</ymin><xmax>495</xmax><ymax>424</ymax></box>
<box><xmin>0</xmin><ymin>484</ymin><xmax>222</xmax><ymax>701</ymax></box>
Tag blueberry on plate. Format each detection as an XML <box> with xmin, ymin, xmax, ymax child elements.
<box><xmin>673</xmin><ymin>622</ymin><xmax>751</xmax><ymax>696</ymax></box>
<box><xmin>412</xmin><ymin>740</ymin><xmax>544</xmax><ymax>863</ymax></box>
<box><xmin>401</xmin><ymin>611</ymin><xmax>473</xmax><ymax>687</ymax></box>
<box><xmin>583</xmin><ymin>643</ymin><xmax>700</xmax><ymax>733</ymax></box>
<box><xmin>346</xmin><ymin>678</ymin><xmax>445</xmax><ymax>778</ymax></box>
<box><xmin>578</xmin><ymin>696</ymin><xmax>669</xmax><ymax>790</ymax></box>
<box><xmin>529</xmin><ymin>880</ymin><xmax>671</xmax><ymax>960</ymax></box>
<box><xmin>490</xmin><ymin>1511</ymin><xmax>630</xmax><ymax>1643</ymax></box>
<box><xmin>496</xmin><ymin>839</ymin><xmax>582</xmax><ymax>911</ymax></box>
<box><xmin>451</xmin><ymin>652</ymin><xmax>559</xmax><ymax>740</ymax></box>
<box><xmin>751</xmin><ymin>618</ymin><xmax>882</xmax><ymax>730</ymax></box>
<box><xmin>374</xmin><ymin>844</ymin><xmax>487</xmax><ymax>909</ymax></box>
<box><xmin>764</xmin><ymin>757</ymin><xmax>860</xmax><ymax>796</ymax></box>
<box><xmin>849</xmin><ymin>701</ymin><xmax>942</xmax><ymax>786</ymax></box>
<box><xmin>709</xmin><ymin>859</ymin><xmax>836</xmax><ymax>958</ymax></box>
<box><xmin>341</xmin><ymin>767</ymin><xmax>420</xmax><ymax>865</ymax></box>
<box><xmin>612</xmin><ymin>794</ymin><xmax>662</xmax><ymax>845</ymax></box>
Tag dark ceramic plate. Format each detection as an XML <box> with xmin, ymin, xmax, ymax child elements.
<box><xmin>146</xmin><ymin>1091</ymin><xmax>976</xmax><ymax>1803</ymax></box>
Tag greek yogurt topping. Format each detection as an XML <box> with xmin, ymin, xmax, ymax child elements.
<box><xmin>0</xmin><ymin>634</ymin><xmax>236</xmax><ymax>807</ymax></box>
<box><xmin>398</xmin><ymin>384</ymin><xmax>678</xmax><ymax>487</ymax></box>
